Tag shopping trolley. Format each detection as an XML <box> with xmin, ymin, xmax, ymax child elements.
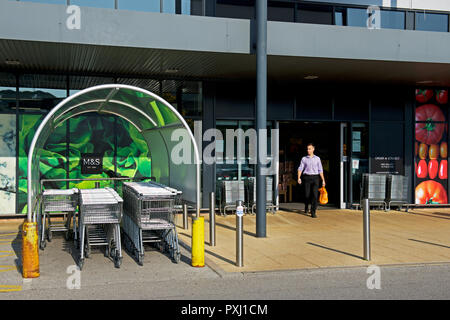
<box><xmin>122</xmin><ymin>182</ymin><xmax>180</xmax><ymax>266</ymax></box>
<box><xmin>39</xmin><ymin>188</ymin><xmax>78</xmax><ymax>250</ymax></box>
<box><xmin>78</xmin><ymin>188</ymin><xmax>123</xmax><ymax>270</ymax></box>
<box><xmin>360</xmin><ymin>173</ymin><xmax>388</xmax><ymax>210</ymax></box>
<box><xmin>247</xmin><ymin>177</ymin><xmax>275</xmax><ymax>214</ymax></box>
<box><xmin>220</xmin><ymin>180</ymin><xmax>247</xmax><ymax>215</ymax></box>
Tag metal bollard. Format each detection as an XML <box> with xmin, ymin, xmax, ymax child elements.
<box><xmin>236</xmin><ymin>200</ymin><xmax>244</xmax><ymax>267</ymax></box>
<box><xmin>183</xmin><ymin>204</ymin><xmax>188</xmax><ymax>230</ymax></box>
<box><xmin>362</xmin><ymin>198</ymin><xmax>371</xmax><ymax>261</ymax></box>
<box><xmin>209</xmin><ymin>192</ymin><xmax>216</xmax><ymax>246</ymax></box>
<box><xmin>95</xmin><ymin>182</ymin><xmax>100</xmax><ymax>189</ymax></box>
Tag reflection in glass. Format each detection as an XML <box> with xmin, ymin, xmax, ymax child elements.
<box><xmin>181</xmin><ymin>0</ymin><xmax>191</xmax><ymax>14</ymax></box>
<box><xmin>118</xmin><ymin>0</ymin><xmax>160</xmax><ymax>12</ymax></box>
<box><xmin>381</xmin><ymin>10</ymin><xmax>405</xmax><ymax>29</ymax></box>
<box><xmin>334</xmin><ymin>11</ymin><xmax>343</xmax><ymax>26</ymax></box>
<box><xmin>0</xmin><ymin>88</ymin><xmax>16</xmax><ymax>113</ymax></box>
<box><xmin>20</xmin><ymin>0</ymin><xmax>66</xmax><ymax>4</ymax></box>
<box><xmin>70</xmin><ymin>0</ymin><xmax>114</xmax><ymax>9</ymax></box>
<box><xmin>161</xmin><ymin>0</ymin><xmax>175</xmax><ymax>13</ymax></box>
<box><xmin>346</xmin><ymin>8</ymin><xmax>367</xmax><ymax>27</ymax></box>
<box><xmin>415</xmin><ymin>12</ymin><xmax>448</xmax><ymax>32</ymax></box>
<box><xmin>19</xmin><ymin>81</ymin><xmax>66</xmax><ymax>112</ymax></box>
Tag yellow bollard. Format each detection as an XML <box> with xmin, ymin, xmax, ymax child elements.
<box><xmin>191</xmin><ymin>216</ymin><xmax>205</xmax><ymax>267</ymax></box>
<box><xmin>22</xmin><ymin>222</ymin><xmax>40</xmax><ymax>278</ymax></box>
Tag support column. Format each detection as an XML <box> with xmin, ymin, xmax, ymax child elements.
<box><xmin>256</xmin><ymin>0</ymin><xmax>267</xmax><ymax>238</ymax></box>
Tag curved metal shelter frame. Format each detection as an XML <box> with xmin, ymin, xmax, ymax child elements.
<box><xmin>27</xmin><ymin>84</ymin><xmax>201</xmax><ymax>222</ymax></box>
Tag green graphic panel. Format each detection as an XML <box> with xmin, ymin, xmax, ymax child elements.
<box><xmin>17</xmin><ymin>113</ymin><xmax>152</xmax><ymax>213</ymax></box>
<box><xmin>18</xmin><ymin>113</ymin><xmax>67</xmax><ymax>213</ymax></box>
<box><xmin>68</xmin><ymin>114</ymin><xmax>115</xmax><ymax>190</ymax></box>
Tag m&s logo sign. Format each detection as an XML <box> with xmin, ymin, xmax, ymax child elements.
<box><xmin>81</xmin><ymin>153</ymin><xmax>103</xmax><ymax>174</ymax></box>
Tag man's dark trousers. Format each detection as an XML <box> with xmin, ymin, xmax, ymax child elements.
<box><xmin>303</xmin><ymin>174</ymin><xmax>320</xmax><ymax>216</ymax></box>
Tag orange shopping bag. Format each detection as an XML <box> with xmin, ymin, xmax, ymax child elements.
<box><xmin>319</xmin><ymin>186</ymin><xmax>328</xmax><ymax>205</ymax></box>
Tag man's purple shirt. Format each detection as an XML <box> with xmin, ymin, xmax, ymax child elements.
<box><xmin>298</xmin><ymin>155</ymin><xmax>323</xmax><ymax>175</ymax></box>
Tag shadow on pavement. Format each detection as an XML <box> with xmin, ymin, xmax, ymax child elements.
<box><xmin>11</xmin><ymin>224</ymin><xmax>23</xmax><ymax>276</ymax></box>
<box><xmin>408</xmin><ymin>238</ymin><xmax>450</xmax><ymax>249</ymax></box>
<box><xmin>307</xmin><ymin>242</ymin><xmax>364</xmax><ymax>260</ymax></box>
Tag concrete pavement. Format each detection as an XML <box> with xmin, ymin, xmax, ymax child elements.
<box><xmin>1</xmin><ymin>206</ymin><xmax>449</xmax><ymax>299</ymax></box>
<box><xmin>175</xmin><ymin>208</ymin><xmax>450</xmax><ymax>273</ymax></box>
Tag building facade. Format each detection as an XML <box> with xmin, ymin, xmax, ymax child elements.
<box><xmin>1</xmin><ymin>0</ymin><xmax>450</xmax><ymax>214</ymax></box>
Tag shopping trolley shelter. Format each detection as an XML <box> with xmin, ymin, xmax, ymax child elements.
<box><xmin>25</xmin><ymin>84</ymin><xmax>201</xmax><ymax>273</ymax></box>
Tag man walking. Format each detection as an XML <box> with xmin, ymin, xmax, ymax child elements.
<box><xmin>297</xmin><ymin>143</ymin><xmax>326</xmax><ymax>218</ymax></box>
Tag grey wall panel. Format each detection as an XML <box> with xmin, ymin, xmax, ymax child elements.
<box><xmin>0</xmin><ymin>0</ymin><xmax>250</xmax><ymax>54</ymax></box>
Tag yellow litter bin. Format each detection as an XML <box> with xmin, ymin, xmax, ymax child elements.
<box><xmin>22</xmin><ymin>222</ymin><xmax>40</xmax><ymax>278</ymax></box>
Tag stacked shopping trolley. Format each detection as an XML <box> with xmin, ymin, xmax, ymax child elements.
<box><xmin>122</xmin><ymin>182</ymin><xmax>181</xmax><ymax>265</ymax></box>
<box><xmin>247</xmin><ymin>177</ymin><xmax>275</xmax><ymax>214</ymax></box>
<box><xmin>40</xmin><ymin>188</ymin><xmax>78</xmax><ymax>250</ymax></box>
<box><xmin>78</xmin><ymin>188</ymin><xmax>123</xmax><ymax>270</ymax></box>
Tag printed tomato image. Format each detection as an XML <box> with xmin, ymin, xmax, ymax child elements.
<box><xmin>416</xmin><ymin>89</ymin><xmax>434</xmax><ymax>103</ymax></box>
<box><xmin>418</xmin><ymin>143</ymin><xmax>428</xmax><ymax>159</ymax></box>
<box><xmin>441</xmin><ymin>142</ymin><xmax>448</xmax><ymax>158</ymax></box>
<box><xmin>429</xmin><ymin>144</ymin><xmax>439</xmax><ymax>159</ymax></box>
<box><xmin>439</xmin><ymin>160</ymin><xmax>448</xmax><ymax>180</ymax></box>
<box><xmin>415</xmin><ymin>180</ymin><xmax>448</xmax><ymax>204</ymax></box>
<box><xmin>436</xmin><ymin>89</ymin><xmax>448</xmax><ymax>105</ymax></box>
<box><xmin>416</xmin><ymin>160</ymin><xmax>427</xmax><ymax>178</ymax></box>
<box><xmin>415</xmin><ymin>104</ymin><xmax>446</xmax><ymax>144</ymax></box>
<box><xmin>428</xmin><ymin>159</ymin><xmax>439</xmax><ymax>179</ymax></box>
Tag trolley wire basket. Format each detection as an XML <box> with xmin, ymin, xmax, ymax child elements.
<box><xmin>386</xmin><ymin>175</ymin><xmax>409</xmax><ymax>211</ymax></box>
<box><xmin>122</xmin><ymin>182</ymin><xmax>181</xmax><ymax>265</ymax></box>
<box><xmin>39</xmin><ymin>188</ymin><xmax>79</xmax><ymax>250</ymax></box>
<box><xmin>360</xmin><ymin>173</ymin><xmax>388</xmax><ymax>210</ymax></box>
<box><xmin>78</xmin><ymin>188</ymin><xmax>123</xmax><ymax>270</ymax></box>
<box><xmin>220</xmin><ymin>180</ymin><xmax>247</xmax><ymax>215</ymax></box>
<box><xmin>247</xmin><ymin>176</ymin><xmax>275</xmax><ymax>215</ymax></box>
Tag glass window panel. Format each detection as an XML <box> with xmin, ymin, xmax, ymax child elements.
<box><xmin>298</xmin><ymin>7</ymin><xmax>333</xmax><ymax>25</ymax></box>
<box><xmin>20</xmin><ymin>0</ymin><xmax>66</xmax><ymax>4</ymax></box>
<box><xmin>69</xmin><ymin>76</ymin><xmax>114</xmax><ymax>95</ymax></box>
<box><xmin>180</xmin><ymin>81</ymin><xmax>202</xmax><ymax>118</ymax></box>
<box><xmin>19</xmin><ymin>74</ymin><xmax>67</xmax><ymax>112</ymax></box>
<box><xmin>118</xmin><ymin>0</ymin><xmax>160</xmax><ymax>12</ymax></box>
<box><xmin>415</xmin><ymin>12</ymin><xmax>448</xmax><ymax>32</ymax></box>
<box><xmin>335</xmin><ymin>11</ymin><xmax>344</xmax><ymax>26</ymax></box>
<box><xmin>70</xmin><ymin>0</ymin><xmax>114</xmax><ymax>9</ymax></box>
<box><xmin>181</xmin><ymin>0</ymin><xmax>190</xmax><ymax>14</ymax></box>
<box><xmin>381</xmin><ymin>10</ymin><xmax>405</xmax><ymax>30</ymax></box>
<box><xmin>190</xmin><ymin>0</ymin><xmax>203</xmax><ymax>16</ymax></box>
<box><xmin>0</xmin><ymin>73</ymin><xmax>16</xmax><ymax>113</ymax></box>
<box><xmin>346</xmin><ymin>8</ymin><xmax>367</xmax><ymax>27</ymax></box>
<box><xmin>216</xmin><ymin>0</ymin><xmax>254</xmax><ymax>20</ymax></box>
<box><xmin>162</xmin><ymin>0</ymin><xmax>175</xmax><ymax>13</ymax></box>
<box><xmin>268</xmin><ymin>3</ymin><xmax>294</xmax><ymax>23</ymax></box>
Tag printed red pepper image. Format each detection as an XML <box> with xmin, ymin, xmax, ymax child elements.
<box><xmin>415</xmin><ymin>104</ymin><xmax>446</xmax><ymax>144</ymax></box>
<box><xmin>436</xmin><ymin>89</ymin><xmax>448</xmax><ymax>105</ymax></box>
<box><xmin>439</xmin><ymin>160</ymin><xmax>448</xmax><ymax>180</ymax></box>
<box><xmin>415</xmin><ymin>89</ymin><xmax>434</xmax><ymax>103</ymax></box>
<box><xmin>415</xmin><ymin>180</ymin><xmax>448</xmax><ymax>204</ymax></box>
<box><xmin>416</xmin><ymin>160</ymin><xmax>428</xmax><ymax>178</ymax></box>
<box><xmin>428</xmin><ymin>159</ymin><xmax>439</xmax><ymax>179</ymax></box>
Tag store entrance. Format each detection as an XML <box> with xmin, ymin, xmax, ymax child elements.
<box><xmin>278</xmin><ymin>122</ymin><xmax>341</xmax><ymax>208</ymax></box>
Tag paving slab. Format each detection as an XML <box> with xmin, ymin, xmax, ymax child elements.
<box><xmin>175</xmin><ymin>208</ymin><xmax>450</xmax><ymax>273</ymax></box>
